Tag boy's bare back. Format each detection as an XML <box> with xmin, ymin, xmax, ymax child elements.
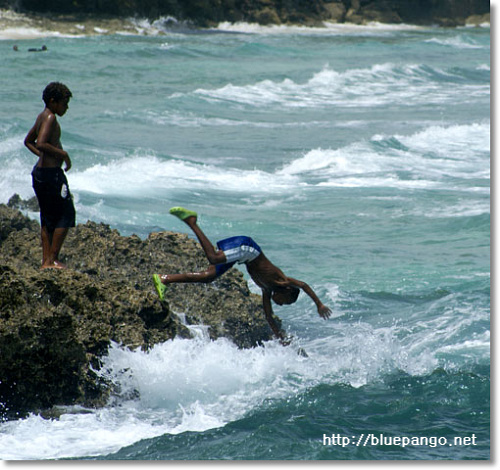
<box><xmin>246</xmin><ymin>253</ymin><xmax>289</xmax><ymax>291</ymax></box>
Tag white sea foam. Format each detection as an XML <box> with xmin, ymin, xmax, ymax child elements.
<box><xmin>129</xmin><ymin>17</ymin><xmax>173</xmax><ymax>36</ymax></box>
<box><xmin>400</xmin><ymin>296</ymin><xmax>490</xmax><ymax>373</ymax></box>
<box><xmin>397</xmin><ymin>123</ymin><xmax>490</xmax><ymax>162</ymax></box>
<box><xmin>425</xmin><ymin>35</ymin><xmax>485</xmax><ymax>49</ymax></box>
<box><xmin>278</xmin><ymin>122</ymin><xmax>490</xmax><ymax>191</ymax></box>
<box><xmin>1</xmin><ymin>122</ymin><xmax>488</xmax><ymax>207</ymax></box>
<box><xmin>0</xmin><ymin>160</ymin><xmax>33</xmax><ymax>202</ymax></box>
<box><xmin>0</xmin><ymin>273</ymin><xmax>488</xmax><ymax>460</ymax></box>
<box><xmin>0</xmin><ymin>333</ymin><xmax>310</xmax><ymax>459</ymax></box>
<box><xmin>215</xmin><ymin>21</ymin><xmax>424</xmax><ymax>35</ymax></box>
<box><xmin>0</xmin><ymin>309</ymin><xmax>460</xmax><ymax>460</ymax></box>
<box><xmin>193</xmin><ymin>63</ymin><xmax>488</xmax><ymax>109</ymax></box>
<box><xmin>69</xmin><ymin>154</ymin><xmax>298</xmax><ymax>197</ymax></box>
<box><xmin>0</xmin><ymin>133</ymin><xmax>34</xmax><ymax>202</ymax></box>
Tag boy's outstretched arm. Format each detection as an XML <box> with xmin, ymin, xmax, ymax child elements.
<box><xmin>262</xmin><ymin>290</ymin><xmax>289</xmax><ymax>343</ymax></box>
<box><xmin>286</xmin><ymin>277</ymin><xmax>332</xmax><ymax>319</ymax></box>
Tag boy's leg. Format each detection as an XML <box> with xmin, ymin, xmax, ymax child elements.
<box><xmin>41</xmin><ymin>227</ymin><xmax>69</xmax><ymax>269</ymax></box>
<box><xmin>160</xmin><ymin>265</ymin><xmax>217</xmax><ymax>284</ymax></box>
<box><xmin>154</xmin><ymin>266</ymin><xmax>217</xmax><ymax>300</ymax></box>
<box><xmin>186</xmin><ymin>219</ymin><xmax>227</xmax><ymax>265</ymax></box>
<box><xmin>40</xmin><ymin>226</ymin><xmax>51</xmax><ymax>267</ymax></box>
<box><xmin>154</xmin><ymin>207</ymin><xmax>226</xmax><ymax>300</ymax></box>
<box><xmin>50</xmin><ymin>227</ymin><xmax>69</xmax><ymax>265</ymax></box>
<box><xmin>170</xmin><ymin>207</ymin><xmax>226</xmax><ymax>265</ymax></box>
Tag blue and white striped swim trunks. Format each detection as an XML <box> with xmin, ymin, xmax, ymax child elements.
<box><xmin>215</xmin><ymin>236</ymin><xmax>262</xmax><ymax>277</ymax></box>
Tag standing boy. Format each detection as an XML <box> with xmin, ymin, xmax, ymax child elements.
<box><xmin>25</xmin><ymin>82</ymin><xmax>75</xmax><ymax>269</ymax></box>
<box><xmin>153</xmin><ymin>207</ymin><xmax>331</xmax><ymax>343</ymax></box>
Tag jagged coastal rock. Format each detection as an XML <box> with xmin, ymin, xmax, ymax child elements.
<box><xmin>0</xmin><ymin>199</ymin><xmax>277</xmax><ymax>419</ymax></box>
<box><xmin>0</xmin><ymin>0</ymin><xmax>491</xmax><ymax>28</ymax></box>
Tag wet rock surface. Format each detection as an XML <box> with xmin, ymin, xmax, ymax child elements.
<box><xmin>0</xmin><ymin>199</ymin><xmax>276</xmax><ymax>419</ymax></box>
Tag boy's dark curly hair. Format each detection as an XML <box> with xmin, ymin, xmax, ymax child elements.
<box><xmin>273</xmin><ymin>285</ymin><xmax>300</xmax><ymax>304</ymax></box>
<box><xmin>42</xmin><ymin>82</ymin><xmax>72</xmax><ymax>105</ymax></box>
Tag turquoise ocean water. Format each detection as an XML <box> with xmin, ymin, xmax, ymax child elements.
<box><xmin>0</xmin><ymin>15</ymin><xmax>490</xmax><ymax>460</ymax></box>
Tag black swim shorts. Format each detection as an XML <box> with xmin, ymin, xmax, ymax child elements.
<box><xmin>32</xmin><ymin>165</ymin><xmax>76</xmax><ymax>231</ymax></box>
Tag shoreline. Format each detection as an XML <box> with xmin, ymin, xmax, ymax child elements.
<box><xmin>0</xmin><ymin>8</ymin><xmax>491</xmax><ymax>40</ymax></box>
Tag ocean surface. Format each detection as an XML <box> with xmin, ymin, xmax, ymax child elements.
<box><xmin>0</xmin><ymin>12</ymin><xmax>490</xmax><ymax>461</ymax></box>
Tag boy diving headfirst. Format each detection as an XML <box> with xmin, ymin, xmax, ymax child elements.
<box><xmin>153</xmin><ymin>207</ymin><xmax>332</xmax><ymax>344</ymax></box>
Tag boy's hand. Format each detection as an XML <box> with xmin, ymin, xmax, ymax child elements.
<box><xmin>318</xmin><ymin>304</ymin><xmax>332</xmax><ymax>319</ymax></box>
<box><xmin>279</xmin><ymin>335</ymin><xmax>293</xmax><ymax>346</ymax></box>
<box><xmin>63</xmin><ymin>154</ymin><xmax>72</xmax><ymax>172</ymax></box>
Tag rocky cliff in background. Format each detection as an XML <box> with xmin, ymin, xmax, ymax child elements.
<box><xmin>0</xmin><ymin>0</ymin><xmax>491</xmax><ymax>27</ymax></box>
<box><xmin>0</xmin><ymin>199</ymin><xmax>277</xmax><ymax>420</ymax></box>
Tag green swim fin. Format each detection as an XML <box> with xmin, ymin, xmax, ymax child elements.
<box><xmin>169</xmin><ymin>207</ymin><xmax>197</xmax><ymax>221</ymax></box>
<box><xmin>153</xmin><ymin>274</ymin><xmax>167</xmax><ymax>301</ymax></box>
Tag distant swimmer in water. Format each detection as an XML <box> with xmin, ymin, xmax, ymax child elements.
<box><xmin>28</xmin><ymin>45</ymin><xmax>48</xmax><ymax>52</ymax></box>
<box><xmin>153</xmin><ymin>207</ymin><xmax>332</xmax><ymax>344</ymax></box>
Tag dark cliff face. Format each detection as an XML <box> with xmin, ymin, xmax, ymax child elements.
<box><xmin>0</xmin><ymin>200</ymin><xmax>275</xmax><ymax>419</ymax></box>
<box><xmin>4</xmin><ymin>1</ymin><xmax>491</xmax><ymax>27</ymax></box>
<box><xmin>353</xmin><ymin>0</ymin><xmax>490</xmax><ymax>26</ymax></box>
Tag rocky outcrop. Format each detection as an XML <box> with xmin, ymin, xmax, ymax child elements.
<box><xmin>343</xmin><ymin>0</ymin><xmax>491</xmax><ymax>27</ymax></box>
<box><xmin>0</xmin><ymin>198</ymin><xmax>277</xmax><ymax>419</ymax></box>
<box><xmin>1</xmin><ymin>1</ymin><xmax>491</xmax><ymax>28</ymax></box>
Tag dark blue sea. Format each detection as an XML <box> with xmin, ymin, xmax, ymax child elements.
<box><xmin>0</xmin><ymin>11</ymin><xmax>490</xmax><ymax>460</ymax></box>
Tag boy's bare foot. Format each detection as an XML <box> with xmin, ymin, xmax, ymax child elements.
<box><xmin>41</xmin><ymin>260</ymin><xmax>67</xmax><ymax>269</ymax></box>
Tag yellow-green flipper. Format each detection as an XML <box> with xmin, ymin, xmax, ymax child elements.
<box><xmin>153</xmin><ymin>274</ymin><xmax>167</xmax><ymax>301</ymax></box>
<box><xmin>169</xmin><ymin>206</ymin><xmax>197</xmax><ymax>221</ymax></box>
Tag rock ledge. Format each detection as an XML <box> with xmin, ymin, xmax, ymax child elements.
<box><xmin>0</xmin><ymin>199</ymin><xmax>276</xmax><ymax>419</ymax></box>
